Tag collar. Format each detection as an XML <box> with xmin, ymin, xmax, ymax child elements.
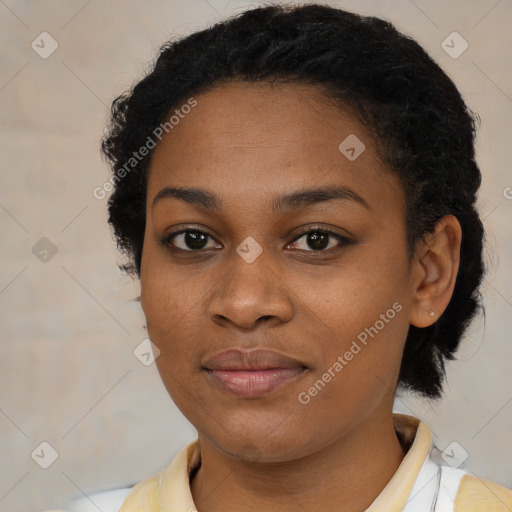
<box><xmin>366</xmin><ymin>414</ymin><xmax>433</xmax><ymax>510</ymax></box>
<box><xmin>122</xmin><ymin>413</ymin><xmax>433</xmax><ymax>511</ymax></box>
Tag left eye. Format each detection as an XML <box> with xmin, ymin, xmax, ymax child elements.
<box><xmin>288</xmin><ymin>230</ymin><xmax>346</xmax><ymax>251</ymax></box>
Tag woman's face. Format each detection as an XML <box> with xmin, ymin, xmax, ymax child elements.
<box><xmin>140</xmin><ymin>81</ymin><xmax>416</xmax><ymax>462</ymax></box>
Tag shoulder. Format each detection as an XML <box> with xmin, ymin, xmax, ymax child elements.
<box><xmin>62</xmin><ymin>476</ymin><xmax>160</xmax><ymax>512</ymax></box>
<box><xmin>62</xmin><ymin>441</ymin><xmax>198</xmax><ymax>512</ymax></box>
<box><xmin>60</xmin><ymin>486</ymin><xmax>135</xmax><ymax>512</ymax></box>
<box><xmin>120</xmin><ymin>440</ymin><xmax>200</xmax><ymax>510</ymax></box>
<box><xmin>454</xmin><ymin>473</ymin><xmax>512</xmax><ymax>510</ymax></box>
<box><xmin>58</xmin><ymin>472</ymin><xmax>165</xmax><ymax>512</ymax></box>
<box><xmin>118</xmin><ymin>473</ymin><xmax>161</xmax><ymax>511</ymax></box>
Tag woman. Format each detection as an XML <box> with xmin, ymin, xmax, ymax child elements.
<box><xmin>68</xmin><ymin>3</ymin><xmax>511</xmax><ymax>511</ymax></box>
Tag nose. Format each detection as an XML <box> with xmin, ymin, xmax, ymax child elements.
<box><xmin>207</xmin><ymin>246</ymin><xmax>294</xmax><ymax>331</ymax></box>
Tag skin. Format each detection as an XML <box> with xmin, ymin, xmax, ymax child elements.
<box><xmin>140</xmin><ymin>81</ymin><xmax>462</xmax><ymax>511</ymax></box>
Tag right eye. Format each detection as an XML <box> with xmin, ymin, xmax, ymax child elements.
<box><xmin>161</xmin><ymin>229</ymin><xmax>221</xmax><ymax>252</ymax></box>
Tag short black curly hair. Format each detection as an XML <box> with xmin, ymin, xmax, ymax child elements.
<box><xmin>100</xmin><ymin>3</ymin><xmax>485</xmax><ymax>399</ymax></box>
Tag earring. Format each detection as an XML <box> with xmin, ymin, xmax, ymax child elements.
<box><xmin>428</xmin><ymin>309</ymin><xmax>435</xmax><ymax>317</ymax></box>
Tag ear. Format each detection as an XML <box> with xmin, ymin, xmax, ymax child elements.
<box><xmin>409</xmin><ymin>214</ymin><xmax>462</xmax><ymax>328</ymax></box>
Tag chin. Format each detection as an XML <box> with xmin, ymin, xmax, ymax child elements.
<box><xmin>204</xmin><ymin>421</ymin><xmax>317</xmax><ymax>464</ymax></box>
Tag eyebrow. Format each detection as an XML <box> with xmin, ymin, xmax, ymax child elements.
<box><xmin>152</xmin><ymin>185</ymin><xmax>370</xmax><ymax>212</ymax></box>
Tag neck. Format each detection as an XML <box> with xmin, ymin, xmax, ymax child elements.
<box><xmin>190</xmin><ymin>412</ymin><xmax>406</xmax><ymax>512</ymax></box>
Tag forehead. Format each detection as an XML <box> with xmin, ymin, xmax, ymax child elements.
<box><xmin>146</xmin><ymin>81</ymin><xmax>404</xmax><ymax>214</ymax></box>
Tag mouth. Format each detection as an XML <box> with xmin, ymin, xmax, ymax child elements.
<box><xmin>202</xmin><ymin>348</ymin><xmax>308</xmax><ymax>399</ymax></box>
<box><xmin>205</xmin><ymin>367</ymin><xmax>307</xmax><ymax>398</ymax></box>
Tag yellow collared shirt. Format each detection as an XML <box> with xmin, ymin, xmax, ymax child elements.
<box><xmin>62</xmin><ymin>414</ymin><xmax>512</xmax><ymax>511</ymax></box>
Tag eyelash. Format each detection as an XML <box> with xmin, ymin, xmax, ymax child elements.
<box><xmin>159</xmin><ymin>225</ymin><xmax>352</xmax><ymax>254</ymax></box>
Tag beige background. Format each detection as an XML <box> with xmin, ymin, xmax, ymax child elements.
<box><xmin>0</xmin><ymin>0</ymin><xmax>511</xmax><ymax>510</ymax></box>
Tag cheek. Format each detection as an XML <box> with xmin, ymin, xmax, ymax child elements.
<box><xmin>294</xmin><ymin>249</ymin><xmax>409</xmax><ymax>333</ymax></box>
<box><xmin>141</xmin><ymin>250</ymin><xmax>207</xmax><ymax>336</ymax></box>
<box><xmin>141</xmin><ymin>266</ymin><xmax>207</xmax><ymax>408</ymax></box>
<box><xmin>293</xmin><ymin>283</ymin><xmax>408</xmax><ymax>446</ymax></box>
<box><xmin>294</xmin><ymin>247</ymin><xmax>410</xmax><ymax>391</ymax></box>
<box><xmin>140</xmin><ymin>249</ymin><xmax>218</xmax><ymax>371</ymax></box>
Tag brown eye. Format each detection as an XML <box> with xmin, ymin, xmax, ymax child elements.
<box><xmin>165</xmin><ymin>230</ymin><xmax>218</xmax><ymax>251</ymax></box>
<box><xmin>288</xmin><ymin>229</ymin><xmax>349</xmax><ymax>252</ymax></box>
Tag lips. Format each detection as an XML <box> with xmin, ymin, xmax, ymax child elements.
<box><xmin>202</xmin><ymin>348</ymin><xmax>308</xmax><ymax>398</ymax></box>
